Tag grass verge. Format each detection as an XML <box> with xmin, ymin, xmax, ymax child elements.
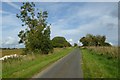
<box><xmin>2</xmin><ymin>47</ymin><xmax>74</xmax><ymax>78</ymax></box>
<box><xmin>81</xmin><ymin>48</ymin><xmax>118</xmax><ymax>78</ymax></box>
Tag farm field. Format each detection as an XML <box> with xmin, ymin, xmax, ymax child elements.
<box><xmin>1</xmin><ymin>49</ymin><xmax>23</xmax><ymax>57</ymax></box>
<box><xmin>1</xmin><ymin>48</ymin><xmax>67</xmax><ymax>57</ymax></box>
<box><xmin>81</xmin><ymin>47</ymin><xmax>118</xmax><ymax>78</ymax></box>
<box><xmin>2</xmin><ymin>47</ymin><xmax>74</xmax><ymax>78</ymax></box>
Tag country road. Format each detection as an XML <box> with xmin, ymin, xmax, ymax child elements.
<box><xmin>33</xmin><ymin>48</ymin><xmax>83</xmax><ymax>78</ymax></box>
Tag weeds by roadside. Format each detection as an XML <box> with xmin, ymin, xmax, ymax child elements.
<box><xmin>81</xmin><ymin>47</ymin><xmax>118</xmax><ymax>78</ymax></box>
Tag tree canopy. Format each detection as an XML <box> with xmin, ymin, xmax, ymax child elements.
<box><xmin>74</xmin><ymin>43</ymin><xmax>78</xmax><ymax>47</ymax></box>
<box><xmin>17</xmin><ymin>2</ymin><xmax>53</xmax><ymax>54</ymax></box>
<box><xmin>52</xmin><ymin>36</ymin><xmax>71</xmax><ymax>48</ymax></box>
<box><xmin>79</xmin><ymin>34</ymin><xmax>111</xmax><ymax>46</ymax></box>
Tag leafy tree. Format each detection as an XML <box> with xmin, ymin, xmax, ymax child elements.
<box><xmin>74</xmin><ymin>43</ymin><xmax>78</xmax><ymax>47</ymax></box>
<box><xmin>52</xmin><ymin>36</ymin><xmax>71</xmax><ymax>48</ymax></box>
<box><xmin>79</xmin><ymin>34</ymin><xmax>111</xmax><ymax>46</ymax></box>
<box><xmin>95</xmin><ymin>35</ymin><xmax>106</xmax><ymax>46</ymax></box>
<box><xmin>66</xmin><ymin>42</ymin><xmax>72</xmax><ymax>47</ymax></box>
<box><xmin>17</xmin><ymin>2</ymin><xmax>53</xmax><ymax>54</ymax></box>
<box><xmin>104</xmin><ymin>42</ymin><xmax>112</xmax><ymax>46</ymax></box>
<box><xmin>80</xmin><ymin>37</ymin><xmax>89</xmax><ymax>46</ymax></box>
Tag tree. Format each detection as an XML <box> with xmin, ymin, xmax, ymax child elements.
<box><xmin>79</xmin><ymin>34</ymin><xmax>111</xmax><ymax>46</ymax></box>
<box><xmin>52</xmin><ymin>36</ymin><xmax>71</xmax><ymax>48</ymax></box>
<box><xmin>80</xmin><ymin>37</ymin><xmax>89</xmax><ymax>46</ymax></box>
<box><xmin>74</xmin><ymin>43</ymin><xmax>78</xmax><ymax>47</ymax></box>
<box><xmin>104</xmin><ymin>42</ymin><xmax>112</xmax><ymax>46</ymax></box>
<box><xmin>96</xmin><ymin>35</ymin><xmax>106</xmax><ymax>46</ymax></box>
<box><xmin>17</xmin><ymin>2</ymin><xmax>53</xmax><ymax>54</ymax></box>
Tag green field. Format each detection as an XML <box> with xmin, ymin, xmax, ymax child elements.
<box><xmin>81</xmin><ymin>47</ymin><xmax>118</xmax><ymax>78</ymax></box>
<box><xmin>2</xmin><ymin>47</ymin><xmax>74</xmax><ymax>78</ymax></box>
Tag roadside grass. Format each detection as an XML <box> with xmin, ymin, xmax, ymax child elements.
<box><xmin>85</xmin><ymin>46</ymin><xmax>118</xmax><ymax>59</ymax></box>
<box><xmin>81</xmin><ymin>48</ymin><xmax>118</xmax><ymax>78</ymax></box>
<box><xmin>2</xmin><ymin>47</ymin><xmax>74</xmax><ymax>78</ymax></box>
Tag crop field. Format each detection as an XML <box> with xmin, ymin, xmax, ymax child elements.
<box><xmin>81</xmin><ymin>46</ymin><xmax>119</xmax><ymax>78</ymax></box>
<box><xmin>1</xmin><ymin>49</ymin><xmax>23</xmax><ymax>57</ymax></box>
<box><xmin>2</xmin><ymin>47</ymin><xmax>74</xmax><ymax>78</ymax></box>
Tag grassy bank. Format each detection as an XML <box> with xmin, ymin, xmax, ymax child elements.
<box><xmin>81</xmin><ymin>47</ymin><xmax>118</xmax><ymax>78</ymax></box>
<box><xmin>2</xmin><ymin>47</ymin><xmax>74</xmax><ymax>78</ymax></box>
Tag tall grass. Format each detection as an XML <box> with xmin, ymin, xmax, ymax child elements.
<box><xmin>0</xmin><ymin>49</ymin><xmax>1</xmax><ymax>79</ymax></box>
<box><xmin>84</xmin><ymin>46</ymin><xmax>118</xmax><ymax>59</ymax></box>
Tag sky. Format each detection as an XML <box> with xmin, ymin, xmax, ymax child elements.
<box><xmin>1</xmin><ymin>0</ymin><xmax>120</xmax><ymax>2</ymax></box>
<box><xmin>0</xmin><ymin>1</ymin><xmax>118</xmax><ymax>48</ymax></box>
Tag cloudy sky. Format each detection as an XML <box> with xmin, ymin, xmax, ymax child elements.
<box><xmin>1</xmin><ymin>1</ymin><xmax>118</xmax><ymax>48</ymax></box>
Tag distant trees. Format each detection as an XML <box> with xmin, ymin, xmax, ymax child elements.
<box><xmin>16</xmin><ymin>2</ymin><xmax>53</xmax><ymax>54</ymax></box>
<box><xmin>80</xmin><ymin>34</ymin><xmax>111</xmax><ymax>46</ymax></box>
<box><xmin>52</xmin><ymin>36</ymin><xmax>71</xmax><ymax>48</ymax></box>
<box><xmin>74</xmin><ymin>43</ymin><xmax>78</xmax><ymax>47</ymax></box>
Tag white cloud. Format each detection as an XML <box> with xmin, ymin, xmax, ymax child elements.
<box><xmin>5</xmin><ymin>37</ymin><xmax>16</xmax><ymax>45</ymax></box>
<box><xmin>50</xmin><ymin>3</ymin><xmax>118</xmax><ymax>45</ymax></box>
<box><xmin>2</xmin><ymin>36</ymin><xmax>25</xmax><ymax>48</ymax></box>
<box><xmin>61</xmin><ymin>15</ymin><xmax>118</xmax><ymax>45</ymax></box>
<box><xmin>68</xmin><ymin>39</ymin><xmax>73</xmax><ymax>42</ymax></box>
<box><xmin>2</xmin><ymin>11</ymin><xmax>25</xmax><ymax>48</ymax></box>
<box><xmin>67</xmin><ymin>39</ymin><xmax>73</xmax><ymax>45</ymax></box>
<box><xmin>2</xmin><ymin>36</ymin><xmax>18</xmax><ymax>45</ymax></box>
<box><xmin>2</xmin><ymin>2</ymin><xmax>118</xmax><ymax>48</ymax></box>
<box><xmin>79</xmin><ymin>42</ymin><xmax>83</xmax><ymax>46</ymax></box>
<box><xmin>2</xmin><ymin>37</ymin><xmax>25</xmax><ymax>48</ymax></box>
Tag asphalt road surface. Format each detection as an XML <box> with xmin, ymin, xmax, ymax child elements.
<box><xmin>33</xmin><ymin>48</ymin><xmax>83</xmax><ymax>78</ymax></box>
